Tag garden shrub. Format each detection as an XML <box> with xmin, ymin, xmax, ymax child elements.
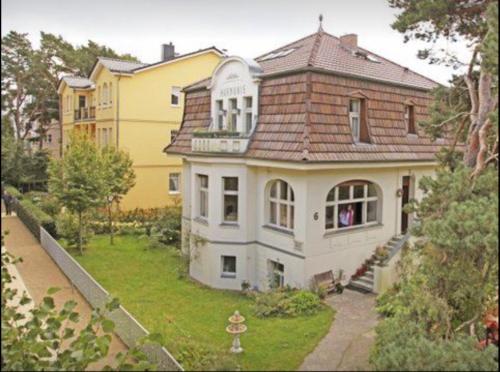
<box><xmin>254</xmin><ymin>288</ymin><xmax>321</xmax><ymax>318</ymax></box>
<box><xmin>287</xmin><ymin>291</ymin><xmax>321</xmax><ymax>316</ymax></box>
<box><xmin>17</xmin><ymin>199</ymin><xmax>57</xmax><ymax>238</ymax></box>
<box><xmin>370</xmin><ymin>317</ymin><xmax>498</xmax><ymax>371</ymax></box>
<box><xmin>4</xmin><ymin>185</ymin><xmax>23</xmax><ymax>199</ymax></box>
<box><xmin>57</xmin><ymin>212</ymin><xmax>93</xmax><ymax>249</ymax></box>
<box><xmin>150</xmin><ymin>206</ymin><xmax>182</xmax><ymax>247</ymax></box>
<box><xmin>172</xmin><ymin>335</ymin><xmax>239</xmax><ymax>371</ymax></box>
<box><xmin>24</xmin><ymin>191</ymin><xmax>61</xmax><ymax>217</ymax></box>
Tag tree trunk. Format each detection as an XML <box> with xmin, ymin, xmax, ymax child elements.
<box><xmin>78</xmin><ymin>211</ymin><xmax>83</xmax><ymax>255</ymax></box>
<box><xmin>108</xmin><ymin>202</ymin><xmax>114</xmax><ymax>245</ymax></box>
<box><xmin>464</xmin><ymin>70</ymin><xmax>495</xmax><ymax>169</ymax></box>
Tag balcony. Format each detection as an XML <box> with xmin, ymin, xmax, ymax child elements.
<box><xmin>191</xmin><ymin>130</ymin><xmax>250</xmax><ymax>153</ymax></box>
<box><xmin>74</xmin><ymin>106</ymin><xmax>96</xmax><ymax>121</ymax></box>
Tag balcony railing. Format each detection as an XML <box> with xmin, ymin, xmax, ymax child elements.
<box><xmin>192</xmin><ymin>130</ymin><xmax>251</xmax><ymax>153</ymax></box>
<box><xmin>190</xmin><ymin>116</ymin><xmax>259</xmax><ymax>154</ymax></box>
<box><xmin>74</xmin><ymin>106</ymin><xmax>96</xmax><ymax>121</ymax></box>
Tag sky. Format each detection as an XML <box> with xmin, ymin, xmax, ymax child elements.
<box><xmin>1</xmin><ymin>0</ymin><xmax>471</xmax><ymax>85</ymax></box>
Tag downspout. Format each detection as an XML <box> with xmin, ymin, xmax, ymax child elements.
<box><xmin>58</xmin><ymin>94</ymin><xmax>63</xmax><ymax>157</ymax></box>
<box><xmin>116</xmin><ymin>76</ymin><xmax>121</xmax><ymax>147</ymax></box>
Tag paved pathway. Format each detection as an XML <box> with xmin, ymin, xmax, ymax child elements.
<box><xmin>300</xmin><ymin>289</ymin><xmax>379</xmax><ymax>371</ymax></box>
<box><xmin>1</xmin><ymin>213</ymin><xmax>128</xmax><ymax>370</ymax></box>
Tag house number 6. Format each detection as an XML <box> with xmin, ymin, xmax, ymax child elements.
<box><xmin>313</xmin><ymin>212</ymin><xmax>319</xmax><ymax>221</ymax></box>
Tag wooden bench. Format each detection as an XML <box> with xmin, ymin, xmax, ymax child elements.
<box><xmin>313</xmin><ymin>270</ymin><xmax>336</xmax><ymax>293</ymax></box>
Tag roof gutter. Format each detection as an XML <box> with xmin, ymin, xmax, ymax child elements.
<box><xmin>257</xmin><ymin>66</ymin><xmax>436</xmax><ymax>92</ymax></box>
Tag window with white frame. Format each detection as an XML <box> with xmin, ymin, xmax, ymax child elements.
<box><xmin>97</xmin><ymin>86</ymin><xmax>101</xmax><ymax>108</ymax></box>
<box><xmin>325</xmin><ymin>181</ymin><xmax>379</xmax><ymax>231</ymax></box>
<box><xmin>221</xmin><ymin>256</ymin><xmax>236</xmax><ymax>278</ymax></box>
<box><xmin>109</xmin><ymin>82</ymin><xmax>113</xmax><ymax>105</ymax></box>
<box><xmin>171</xmin><ymin>86</ymin><xmax>181</xmax><ymax>106</ymax></box>
<box><xmin>244</xmin><ymin>96</ymin><xmax>253</xmax><ymax>133</ymax></box>
<box><xmin>228</xmin><ymin>98</ymin><xmax>238</xmax><ymax>132</ymax></box>
<box><xmin>223</xmin><ymin>177</ymin><xmax>238</xmax><ymax>223</ymax></box>
<box><xmin>349</xmin><ymin>99</ymin><xmax>361</xmax><ymax>142</ymax></box>
<box><xmin>47</xmin><ymin>134</ymin><xmax>52</xmax><ymax>144</ymax></box>
<box><xmin>169</xmin><ymin>173</ymin><xmax>180</xmax><ymax>194</ymax></box>
<box><xmin>268</xmin><ymin>260</ymin><xmax>284</xmax><ymax>288</ymax></box>
<box><xmin>268</xmin><ymin>180</ymin><xmax>295</xmax><ymax>231</ymax></box>
<box><xmin>102</xmin><ymin>83</ymin><xmax>108</xmax><ymax>106</ymax></box>
<box><xmin>198</xmin><ymin>174</ymin><xmax>209</xmax><ymax>219</ymax></box>
<box><xmin>216</xmin><ymin>100</ymin><xmax>224</xmax><ymax>130</ymax></box>
<box><xmin>404</xmin><ymin>105</ymin><xmax>416</xmax><ymax>134</ymax></box>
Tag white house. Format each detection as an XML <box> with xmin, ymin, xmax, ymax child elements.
<box><xmin>165</xmin><ymin>26</ymin><xmax>449</xmax><ymax>292</ymax></box>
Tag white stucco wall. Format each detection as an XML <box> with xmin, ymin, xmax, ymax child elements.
<box><xmin>181</xmin><ymin>157</ymin><xmax>436</xmax><ymax>290</ymax></box>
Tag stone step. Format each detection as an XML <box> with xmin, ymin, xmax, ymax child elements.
<box><xmin>346</xmin><ymin>281</ymin><xmax>373</xmax><ymax>293</ymax></box>
<box><xmin>354</xmin><ymin>276</ymin><xmax>374</xmax><ymax>286</ymax></box>
<box><xmin>363</xmin><ymin>271</ymin><xmax>374</xmax><ymax>279</ymax></box>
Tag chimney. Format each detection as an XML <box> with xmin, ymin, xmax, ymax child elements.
<box><xmin>161</xmin><ymin>42</ymin><xmax>175</xmax><ymax>61</ymax></box>
<box><xmin>340</xmin><ymin>34</ymin><xmax>358</xmax><ymax>48</ymax></box>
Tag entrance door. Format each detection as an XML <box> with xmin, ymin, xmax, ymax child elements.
<box><xmin>401</xmin><ymin>176</ymin><xmax>411</xmax><ymax>234</ymax></box>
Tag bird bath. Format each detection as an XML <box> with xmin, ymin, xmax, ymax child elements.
<box><xmin>226</xmin><ymin>311</ymin><xmax>247</xmax><ymax>353</ymax></box>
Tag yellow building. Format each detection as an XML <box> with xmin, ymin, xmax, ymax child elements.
<box><xmin>57</xmin><ymin>44</ymin><xmax>223</xmax><ymax>209</ymax></box>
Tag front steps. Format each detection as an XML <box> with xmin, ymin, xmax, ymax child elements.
<box><xmin>347</xmin><ymin>264</ymin><xmax>374</xmax><ymax>293</ymax></box>
<box><xmin>346</xmin><ymin>234</ymin><xmax>406</xmax><ymax>294</ymax></box>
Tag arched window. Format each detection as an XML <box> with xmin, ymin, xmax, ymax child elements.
<box><xmin>102</xmin><ymin>83</ymin><xmax>108</xmax><ymax>106</ymax></box>
<box><xmin>325</xmin><ymin>180</ymin><xmax>379</xmax><ymax>231</ymax></box>
<box><xmin>268</xmin><ymin>180</ymin><xmax>294</xmax><ymax>230</ymax></box>
<box><xmin>109</xmin><ymin>82</ymin><xmax>113</xmax><ymax>105</ymax></box>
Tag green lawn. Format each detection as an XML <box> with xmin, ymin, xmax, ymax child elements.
<box><xmin>71</xmin><ymin>235</ymin><xmax>334</xmax><ymax>371</ymax></box>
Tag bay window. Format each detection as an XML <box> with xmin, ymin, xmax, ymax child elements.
<box><xmin>325</xmin><ymin>181</ymin><xmax>379</xmax><ymax>231</ymax></box>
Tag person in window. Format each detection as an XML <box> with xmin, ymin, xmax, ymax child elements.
<box><xmin>339</xmin><ymin>205</ymin><xmax>354</xmax><ymax>228</ymax></box>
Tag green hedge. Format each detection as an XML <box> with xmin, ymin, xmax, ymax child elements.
<box><xmin>12</xmin><ymin>199</ymin><xmax>58</xmax><ymax>240</ymax></box>
<box><xmin>5</xmin><ymin>185</ymin><xmax>23</xmax><ymax>199</ymax></box>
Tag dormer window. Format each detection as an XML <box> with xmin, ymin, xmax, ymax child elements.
<box><xmin>349</xmin><ymin>97</ymin><xmax>370</xmax><ymax>143</ymax></box>
<box><xmin>228</xmin><ymin>98</ymin><xmax>238</xmax><ymax>132</ymax></box>
<box><xmin>349</xmin><ymin>99</ymin><xmax>361</xmax><ymax>142</ymax></box>
<box><xmin>216</xmin><ymin>100</ymin><xmax>224</xmax><ymax>130</ymax></box>
<box><xmin>405</xmin><ymin>105</ymin><xmax>416</xmax><ymax>135</ymax></box>
<box><xmin>244</xmin><ymin>97</ymin><xmax>253</xmax><ymax>133</ymax></box>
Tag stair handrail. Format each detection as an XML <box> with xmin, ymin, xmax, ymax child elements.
<box><xmin>382</xmin><ymin>231</ymin><xmax>411</xmax><ymax>265</ymax></box>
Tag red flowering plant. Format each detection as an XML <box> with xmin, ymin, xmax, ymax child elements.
<box><xmin>478</xmin><ymin>306</ymin><xmax>499</xmax><ymax>350</ymax></box>
<box><xmin>351</xmin><ymin>263</ymin><xmax>368</xmax><ymax>280</ymax></box>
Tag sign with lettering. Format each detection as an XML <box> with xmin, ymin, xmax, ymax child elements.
<box><xmin>219</xmin><ymin>85</ymin><xmax>246</xmax><ymax>97</ymax></box>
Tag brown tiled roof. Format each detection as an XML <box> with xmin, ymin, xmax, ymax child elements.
<box><xmin>166</xmin><ymin>89</ymin><xmax>212</xmax><ymax>154</ymax></box>
<box><xmin>166</xmin><ymin>29</ymin><xmax>453</xmax><ymax>163</ymax></box>
<box><xmin>245</xmin><ymin>72</ymin><xmax>452</xmax><ymax>162</ymax></box>
<box><xmin>256</xmin><ymin>30</ymin><xmax>438</xmax><ymax>91</ymax></box>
